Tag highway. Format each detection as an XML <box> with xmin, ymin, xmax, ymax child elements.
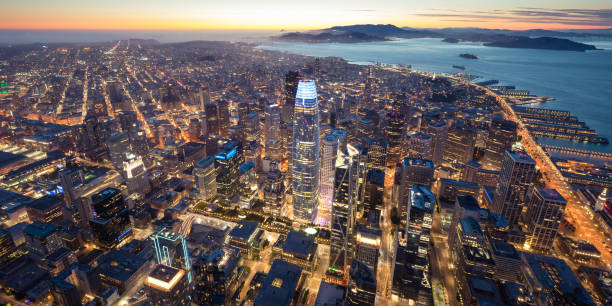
<box><xmin>484</xmin><ymin>84</ymin><xmax>612</xmax><ymax>264</ymax></box>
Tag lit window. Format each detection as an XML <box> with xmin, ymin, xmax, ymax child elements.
<box><xmin>272</xmin><ymin>278</ymin><xmax>283</xmax><ymax>288</ymax></box>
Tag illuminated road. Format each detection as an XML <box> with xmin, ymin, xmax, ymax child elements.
<box><xmin>479</xmin><ymin>84</ymin><xmax>612</xmax><ymax>265</ymax></box>
<box><xmin>376</xmin><ymin>167</ymin><xmax>396</xmax><ymax>305</ymax></box>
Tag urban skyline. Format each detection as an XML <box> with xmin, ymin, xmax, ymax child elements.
<box><xmin>0</xmin><ymin>2</ymin><xmax>611</xmax><ymax>306</ymax></box>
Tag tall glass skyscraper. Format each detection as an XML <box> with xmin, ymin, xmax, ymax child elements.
<box><xmin>292</xmin><ymin>79</ymin><xmax>320</xmax><ymax>223</ymax></box>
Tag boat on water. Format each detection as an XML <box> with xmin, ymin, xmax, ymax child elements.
<box><xmin>452</xmin><ymin>65</ymin><xmax>465</xmax><ymax>70</ymax></box>
<box><xmin>459</xmin><ymin>53</ymin><xmax>479</xmax><ymax>59</ymax></box>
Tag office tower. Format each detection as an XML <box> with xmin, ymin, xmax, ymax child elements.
<box><xmin>329</xmin><ymin>148</ymin><xmax>359</xmax><ymax>278</ymax></box>
<box><xmin>265</xmin><ymin>138</ymin><xmax>282</xmax><ymax>162</ymax></box>
<box><xmin>385</xmin><ymin>112</ymin><xmax>405</xmax><ymax>166</ymax></box>
<box><xmin>492</xmin><ymin>150</ymin><xmax>536</xmax><ymax>225</ymax></box>
<box><xmin>151</xmin><ymin>227</ymin><xmax>192</xmax><ymax>283</ymax></box>
<box><xmin>193</xmin><ymin>246</ymin><xmax>239</xmax><ymax>304</ymax></box>
<box><xmin>199</xmin><ymin>87</ymin><xmax>211</xmax><ymax>111</ymax></box>
<box><xmin>354</xmin><ymin>226</ymin><xmax>381</xmax><ymax>274</ymax></box>
<box><xmin>106</xmin><ymin>132</ymin><xmax>131</xmax><ymax>169</ymax></box>
<box><xmin>204</xmin><ymin>103</ymin><xmax>219</xmax><ymax>136</ymax></box>
<box><xmin>449</xmin><ymin>216</ymin><xmax>496</xmax><ymax>305</ymax></box>
<box><xmin>145</xmin><ymin>265</ymin><xmax>190</xmax><ymax>306</ymax></box>
<box><xmin>0</xmin><ymin>229</ymin><xmax>16</xmax><ymax>265</ymax></box>
<box><xmin>523</xmin><ymin>187</ymin><xmax>567</xmax><ymax>252</ymax></box>
<box><xmin>263</xmin><ymin>170</ymin><xmax>286</xmax><ymax>217</ymax></box>
<box><xmin>239</xmin><ymin>162</ymin><xmax>257</xmax><ymax>209</ymax></box>
<box><xmin>319</xmin><ymin>133</ymin><xmax>340</xmax><ymax>227</ymax></box>
<box><xmin>228</xmin><ymin>125</ymin><xmax>245</xmax><ymax>143</ymax></box>
<box><xmin>27</xmin><ymin>195</ymin><xmax>64</xmax><ymax>225</ymax></box>
<box><xmin>357</xmin><ymin>117</ymin><xmax>375</xmax><ymax>141</ymax></box>
<box><xmin>116</xmin><ymin>110</ymin><xmax>138</xmax><ymax>133</ymax></box>
<box><xmin>128</xmin><ymin>129</ymin><xmax>150</xmax><ymax>164</ymax></box>
<box><xmin>346</xmin><ymin>259</ymin><xmax>376</xmax><ymax>305</ymax></box>
<box><xmin>50</xmin><ymin>278</ymin><xmax>81</xmax><ymax>306</ymax></box>
<box><xmin>436</xmin><ymin>178</ymin><xmax>480</xmax><ymax>204</ymax></box>
<box><xmin>483</xmin><ymin>116</ymin><xmax>517</xmax><ymax>170</ymax></box>
<box><xmin>89</xmin><ymin>187</ymin><xmax>132</xmax><ymax>249</ymax></box>
<box><xmin>425</xmin><ymin>120</ymin><xmax>448</xmax><ymax>165</ymax></box>
<box><xmin>393</xmin><ymin>184</ymin><xmax>435</xmax><ymax>305</ymax></box>
<box><xmin>282</xmin><ymin>70</ymin><xmax>301</xmax><ymax>123</ymax></box>
<box><xmin>217</xmin><ymin>99</ymin><xmax>230</xmax><ymax>136</ymax></box>
<box><xmin>405</xmin><ymin>132</ymin><xmax>432</xmax><ymax>160</ymax></box>
<box><xmin>24</xmin><ymin>221</ymin><xmax>64</xmax><ymax>259</ymax></box>
<box><xmin>363</xmin><ymin>169</ymin><xmax>384</xmax><ymax>217</ymax></box>
<box><xmin>244</xmin><ymin>112</ymin><xmax>260</xmax><ymax>143</ymax></box>
<box><xmin>254</xmin><ymin>259</ymin><xmax>304</xmax><ymax>306</ymax></box>
<box><xmin>292</xmin><ymin>79</ymin><xmax>320</xmax><ymax>223</ymax></box>
<box><xmin>193</xmin><ymin>157</ymin><xmax>217</xmax><ymax>202</ymax></box>
<box><xmin>123</xmin><ymin>154</ymin><xmax>150</xmax><ymax>195</ymax></box>
<box><xmin>394</xmin><ymin>158</ymin><xmax>434</xmax><ymax>222</ymax></box>
<box><xmin>244</xmin><ymin>140</ymin><xmax>262</xmax><ymax>172</ymax></box>
<box><xmin>448</xmin><ymin>195</ymin><xmax>482</xmax><ymax>249</ymax></box>
<box><xmin>462</xmin><ymin>160</ymin><xmax>500</xmax><ymax>188</ymax></box>
<box><xmin>264</xmin><ymin>103</ymin><xmax>281</xmax><ymax>142</ymax></box>
<box><xmin>237</xmin><ymin>102</ymin><xmax>250</xmax><ymax>126</ymax></box>
<box><xmin>364</xmin><ymin>137</ymin><xmax>387</xmax><ymax>171</ymax></box>
<box><xmin>78</xmin><ymin>114</ymin><xmax>112</xmax><ymax>156</ymax></box>
<box><xmin>215</xmin><ymin>141</ymin><xmax>244</xmax><ymax>206</ymax></box>
<box><xmin>187</xmin><ymin>118</ymin><xmax>202</xmax><ymax>141</ymax></box>
<box><xmin>59</xmin><ymin>168</ymin><xmax>85</xmax><ymax>205</ymax></box>
<box><xmin>443</xmin><ymin>122</ymin><xmax>476</xmax><ymax>164</ymax></box>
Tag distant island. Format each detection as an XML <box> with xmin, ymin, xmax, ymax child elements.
<box><xmin>484</xmin><ymin>37</ymin><xmax>598</xmax><ymax>52</ymax></box>
<box><xmin>459</xmin><ymin>53</ymin><xmax>478</xmax><ymax>59</ymax></box>
<box><xmin>272</xmin><ymin>24</ymin><xmax>601</xmax><ymax>51</ymax></box>
<box><xmin>442</xmin><ymin>38</ymin><xmax>459</xmax><ymax>43</ymax></box>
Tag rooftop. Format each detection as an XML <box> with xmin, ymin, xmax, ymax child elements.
<box><xmin>535</xmin><ymin>187</ymin><xmax>566</xmax><ymax>203</ymax></box>
<box><xmin>491</xmin><ymin>241</ymin><xmax>520</xmax><ymax>260</ymax></box>
<box><xmin>507</xmin><ymin>150</ymin><xmax>535</xmax><ymax>164</ymax></box>
<box><xmin>229</xmin><ymin>220</ymin><xmax>258</xmax><ymax>241</ymax></box>
<box><xmin>457</xmin><ymin>195</ymin><xmax>480</xmax><ymax>211</ymax></box>
<box><xmin>24</xmin><ymin>221</ymin><xmax>58</xmax><ymax>239</ymax></box>
<box><xmin>410</xmin><ymin>184</ymin><xmax>435</xmax><ymax>212</ymax></box>
<box><xmin>402</xmin><ymin>158</ymin><xmax>434</xmax><ymax>169</ymax></box>
<box><xmin>146</xmin><ymin>264</ymin><xmax>185</xmax><ymax>292</ymax></box>
<box><xmin>460</xmin><ymin>216</ymin><xmax>483</xmax><ymax>236</ymax></box>
<box><xmin>282</xmin><ymin>230</ymin><xmax>316</xmax><ymax>257</ymax></box>
<box><xmin>254</xmin><ymin>259</ymin><xmax>302</xmax><ymax>306</ymax></box>
<box><xmin>95</xmin><ymin>250</ymin><xmax>147</xmax><ymax>283</ymax></box>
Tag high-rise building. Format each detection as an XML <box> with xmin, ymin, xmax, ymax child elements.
<box><xmin>319</xmin><ymin>131</ymin><xmax>345</xmax><ymax>227</ymax></box>
<box><xmin>0</xmin><ymin>229</ymin><xmax>16</xmax><ymax>265</ymax></box>
<box><xmin>193</xmin><ymin>157</ymin><xmax>217</xmax><ymax>202</ymax></box>
<box><xmin>151</xmin><ymin>227</ymin><xmax>192</xmax><ymax>283</ymax></box>
<box><xmin>292</xmin><ymin>79</ymin><xmax>320</xmax><ymax>223</ymax></box>
<box><xmin>193</xmin><ymin>156</ymin><xmax>217</xmax><ymax>201</ymax></box>
<box><xmin>405</xmin><ymin>132</ymin><xmax>432</xmax><ymax>160</ymax></box>
<box><xmin>217</xmin><ymin>99</ymin><xmax>230</xmax><ymax>137</ymax></box>
<box><xmin>24</xmin><ymin>221</ymin><xmax>64</xmax><ymax>259</ymax></box>
<box><xmin>425</xmin><ymin>120</ymin><xmax>448</xmax><ymax>165</ymax></box>
<box><xmin>263</xmin><ymin>170</ymin><xmax>286</xmax><ymax>217</ymax></box>
<box><xmin>89</xmin><ymin>187</ymin><xmax>132</xmax><ymax>249</ymax></box>
<box><xmin>193</xmin><ymin>246</ymin><xmax>239</xmax><ymax>304</ymax></box>
<box><xmin>354</xmin><ymin>226</ymin><xmax>381</xmax><ymax>274</ymax></box>
<box><xmin>244</xmin><ymin>112</ymin><xmax>260</xmax><ymax>143</ymax></box>
<box><xmin>346</xmin><ymin>259</ymin><xmax>376</xmax><ymax>305</ymax></box>
<box><xmin>239</xmin><ymin>162</ymin><xmax>257</xmax><ymax>209</ymax></box>
<box><xmin>106</xmin><ymin>132</ymin><xmax>131</xmax><ymax>169</ymax></box>
<box><xmin>264</xmin><ymin>103</ymin><xmax>281</xmax><ymax>143</ymax></box>
<box><xmin>363</xmin><ymin>169</ymin><xmax>385</xmax><ymax>218</ymax></box>
<box><xmin>483</xmin><ymin>116</ymin><xmax>517</xmax><ymax>170</ymax></box>
<box><xmin>492</xmin><ymin>150</ymin><xmax>536</xmax><ymax>225</ymax></box>
<box><xmin>523</xmin><ymin>187</ymin><xmax>567</xmax><ymax>252</ymax></box>
<box><xmin>215</xmin><ymin>141</ymin><xmax>244</xmax><ymax>206</ymax></box>
<box><xmin>282</xmin><ymin>70</ymin><xmax>301</xmax><ymax>123</ymax></box>
<box><xmin>357</xmin><ymin>117</ymin><xmax>375</xmax><ymax>141</ymax></box>
<box><xmin>443</xmin><ymin>122</ymin><xmax>476</xmax><ymax>164</ymax></box>
<box><xmin>329</xmin><ymin>147</ymin><xmax>359</xmax><ymax>278</ymax></box>
<box><xmin>204</xmin><ymin>103</ymin><xmax>219</xmax><ymax>136</ymax></box>
<box><xmin>385</xmin><ymin>112</ymin><xmax>405</xmax><ymax>166</ymax></box>
<box><xmin>393</xmin><ymin>158</ymin><xmax>434</xmax><ymax>222</ymax></box>
<box><xmin>145</xmin><ymin>264</ymin><xmax>191</xmax><ymax>306</ymax></box>
<box><xmin>392</xmin><ymin>184</ymin><xmax>435</xmax><ymax>305</ymax></box>
<box><xmin>364</xmin><ymin>137</ymin><xmax>387</xmax><ymax>171</ymax></box>
<box><xmin>237</xmin><ymin>102</ymin><xmax>250</xmax><ymax>127</ymax></box>
<box><xmin>123</xmin><ymin>154</ymin><xmax>150</xmax><ymax>195</ymax></box>
<box><xmin>187</xmin><ymin>118</ymin><xmax>202</xmax><ymax>141</ymax></box>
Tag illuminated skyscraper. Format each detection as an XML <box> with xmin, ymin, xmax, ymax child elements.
<box><xmin>151</xmin><ymin>227</ymin><xmax>192</xmax><ymax>283</ymax></box>
<box><xmin>89</xmin><ymin>187</ymin><xmax>132</xmax><ymax>249</ymax></box>
<box><xmin>193</xmin><ymin>157</ymin><xmax>217</xmax><ymax>202</ymax></box>
<box><xmin>523</xmin><ymin>187</ymin><xmax>566</xmax><ymax>252</ymax></box>
<box><xmin>492</xmin><ymin>150</ymin><xmax>536</xmax><ymax>225</ymax></box>
<box><xmin>215</xmin><ymin>141</ymin><xmax>243</xmax><ymax>206</ymax></box>
<box><xmin>292</xmin><ymin>80</ymin><xmax>320</xmax><ymax>223</ymax></box>
<box><xmin>217</xmin><ymin>99</ymin><xmax>230</xmax><ymax>137</ymax></box>
<box><xmin>318</xmin><ymin>129</ymin><xmax>347</xmax><ymax>227</ymax></box>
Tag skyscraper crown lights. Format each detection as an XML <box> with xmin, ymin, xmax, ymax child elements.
<box><xmin>296</xmin><ymin>79</ymin><xmax>317</xmax><ymax>108</ymax></box>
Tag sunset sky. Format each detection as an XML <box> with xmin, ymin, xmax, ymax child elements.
<box><xmin>2</xmin><ymin>0</ymin><xmax>611</xmax><ymax>30</ymax></box>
